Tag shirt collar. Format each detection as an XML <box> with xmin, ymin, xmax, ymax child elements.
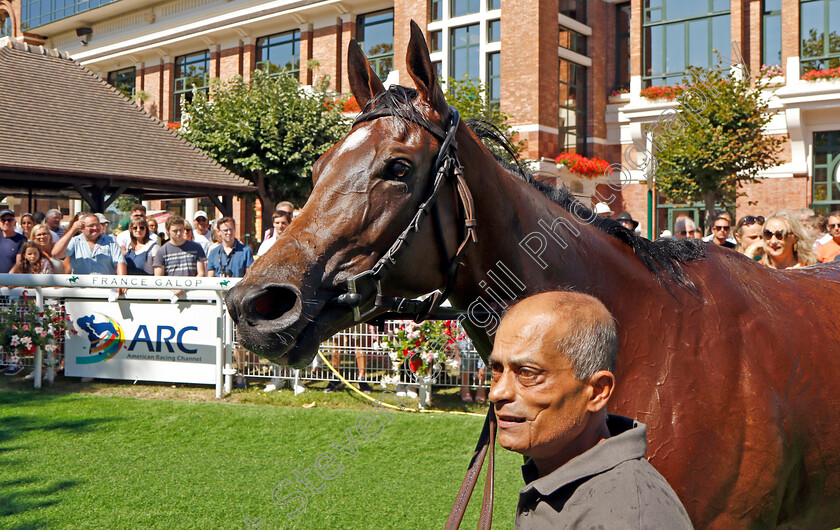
<box><xmin>520</xmin><ymin>415</ymin><xmax>647</xmax><ymax>497</ymax></box>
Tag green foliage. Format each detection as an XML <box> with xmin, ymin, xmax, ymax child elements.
<box><xmin>180</xmin><ymin>70</ymin><xmax>352</xmax><ymax>208</ymax></box>
<box><xmin>112</xmin><ymin>195</ymin><xmax>140</xmax><ymax>215</ymax></box>
<box><xmin>652</xmin><ymin>63</ymin><xmax>783</xmax><ymax>222</ymax></box>
<box><xmin>444</xmin><ymin>76</ymin><xmax>525</xmax><ymax>159</ymax></box>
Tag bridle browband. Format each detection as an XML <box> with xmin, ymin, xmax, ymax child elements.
<box><xmin>332</xmin><ymin>105</ymin><xmax>478</xmax><ymax>323</ymax></box>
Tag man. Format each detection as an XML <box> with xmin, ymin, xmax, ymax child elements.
<box><xmin>45</xmin><ymin>208</ymin><xmax>65</xmax><ymax>243</ymax></box>
<box><xmin>51</xmin><ymin>213</ymin><xmax>127</xmax><ymax>276</ymax></box>
<box><xmin>95</xmin><ymin>213</ymin><xmax>111</xmax><ymax>234</ymax></box>
<box><xmin>257</xmin><ymin>211</ymin><xmax>292</xmax><ymax>257</ymax></box>
<box><xmin>489</xmin><ymin>292</ymin><xmax>691</xmax><ymax>528</ymax></box>
<box><xmin>207</xmin><ymin>217</ymin><xmax>253</xmax><ymax>278</ymax></box>
<box><xmin>709</xmin><ymin>214</ymin><xmax>736</xmax><ymax>249</ymax></box>
<box><xmin>0</xmin><ymin>209</ymin><xmax>26</xmax><ymax>273</ymax></box>
<box><xmin>615</xmin><ymin>212</ymin><xmax>639</xmax><ymax>233</ymax></box>
<box><xmin>702</xmin><ymin>211</ymin><xmax>737</xmax><ymax>245</ymax></box>
<box><xmin>192</xmin><ymin>211</ymin><xmax>212</xmax><ymax>254</ymax></box>
<box><xmin>818</xmin><ymin>210</ymin><xmax>840</xmax><ymax>262</ymax></box>
<box><xmin>263</xmin><ymin>201</ymin><xmax>295</xmax><ymax>240</ymax></box>
<box><xmin>593</xmin><ymin>202</ymin><xmax>613</xmax><ymax>219</ymax></box>
<box><xmin>116</xmin><ymin>204</ymin><xmax>157</xmax><ymax>248</ymax></box>
<box><xmin>674</xmin><ymin>216</ymin><xmax>698</xmax><ymax>240</ymax></box>
<box><xmin>153</xmin><ymin>215</ymin><xmax>206</xmax><ymax>278</ymax></box>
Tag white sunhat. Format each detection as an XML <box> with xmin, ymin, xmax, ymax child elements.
<box><xmin>593</xmin><ymin>202</ymin><xmax>613</xmax><ymax>216</ymax></box>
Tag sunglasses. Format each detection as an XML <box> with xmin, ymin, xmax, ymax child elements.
<box><xmin>829</xmin><ymin>223</ymin><xmax>840</xmax><ymax>229</ymax></box>
<box><xmin>132</xmin><ymin>226</ymin><xmax>146</xmax><ymax>231</ymax></box>
<box><xmin>0</xmin><ymin>218</ymin><xmax>14</xmax><ymax>223</ymax></box>
<box><xmin>713</xmin><ymin>225</ymin><xmax>730</xmax><ymax>231</ymax></box>
<box><xmin>742</xmin><ymin>216</ymin><xmax>764</xmax><ymax>226</ymax></box>
<box><xmin>763</xmin><ymin>230</ymin><xmax>790</xmax><ymax>241</ymax></box>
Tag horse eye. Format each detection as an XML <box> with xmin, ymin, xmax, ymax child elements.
<box><xmin>383</xmin><ymin>160</ymin><xmax>412</xmax><ymax>180</ymax></box>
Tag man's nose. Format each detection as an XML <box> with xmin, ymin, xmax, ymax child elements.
<box><xmin>488</xmin><ymin>370</ymin><xmax>514</xmax><ymax>404</ymax></box>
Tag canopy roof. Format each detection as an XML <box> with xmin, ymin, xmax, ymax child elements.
<box><xmin>0</xmin><ymin>40</ymin><xmax>255</xmax><ymax>213</ymax></box>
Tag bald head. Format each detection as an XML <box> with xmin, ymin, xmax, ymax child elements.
<box><xmin>502</xmin><ymin>292</ymin><xmax>617</xmax><ymax>380</ymax></box>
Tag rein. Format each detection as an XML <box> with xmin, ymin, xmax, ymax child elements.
<box><xmin>332</xmin><ymin>106</ymin><xmax>478</xmax><ymax>323</ymax></box>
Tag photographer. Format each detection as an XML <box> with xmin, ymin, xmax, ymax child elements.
<box><xmin>206</xmin><ymin>217</ymin><xmax>253</xmax><ymax>278</ymax></box>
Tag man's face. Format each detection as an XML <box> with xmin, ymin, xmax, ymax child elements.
<box><xmin>488</xmin><ymin>310</ymin><xmax>592</xmax><ymax>461</ymax></box>
<box><xmin>82</xmin><ymin>217</ymin><xmax>102</xmax><ymax>242</ymax></box>
<box><xmin>46</xmin><ymin>213</ymin><xmax>61</xmax><ymax>230</ymax></box>
<box><xmin>273</xmin><ymin>216</ymin><xmax>290</xmax><ymax>233</ymax></box>
<box><xmin>712</xmin><ymin>219</ymin><xmax>731</xmax><ymax>243</ymax></box>
<box><xmin>0</xmin><ymin>215</ymin><xmax>15</xmax><ymax>235</ymax></box>
<box><xmin>168</xmin><ymin>223</ymin><xmax>186</xmax><ymax>245</ymax></box>
<box><xmin>194</xmin><ymin>216</ymin><xmax>208</xmax><ymax>233</ymax></box>
<box><xmin>676</xmin><ymin>220</ymin><xmax>697</xmax><ymax>239</ymax></box>
<box><xmin>217</xmin><ymin>222</ymin><xmax>235</xmax><ymax>245</ymax></box>
<box><xmin>131</xmin><ymin>210</ymin><xmax>145</xmax><ymax>220</ymax></box>
<box><xmin>828</xmin><ymin>216</ymin><xmax>840</xmax><ymax>241</ymax></box>
<box><xmin>737</xmin><ymin>223</ymin><xmax>763</xmax><ymax>247</ymax></box>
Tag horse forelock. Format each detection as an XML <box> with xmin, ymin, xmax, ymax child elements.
<box><xmin>354</xmin><ymin>85</ymin><xmax>446</xmax><ymax>140</ymax></box>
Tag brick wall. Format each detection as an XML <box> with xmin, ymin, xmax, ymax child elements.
<box><xmin>312</xmin><ymin>21</ymin><xmax>342</xmax><ymax>91</ymax></box>
<box><xmin>299</xmin><ymin>28</ymin><xmax>313</xmax><ymax>85</ymax></box>
<box><xmin>781</xmin><ymin>0</ymin><xmax>799</xmax><ymax>78</ymax></box>
<box><xmin>736</xmin><ymin>176</ymin><xmax>809</xmax><ymax>215</ymax></box>
<box><xmin>393</xmin><ymin>0</ymin><xmax>428</xmax><ymax>87</ymax></box>
<box><xmin>219</xmin><ymin>45</ymin><xmax>242</xmax><ymax>81</ymax></box>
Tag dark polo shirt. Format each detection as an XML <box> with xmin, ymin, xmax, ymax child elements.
<box><xmin>516</xmin><ymin>415</ymin><xmax>692</xmax><ymax>529</ymax></box>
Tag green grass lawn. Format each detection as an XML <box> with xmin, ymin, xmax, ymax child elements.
<box><xmin>0</xmin><ymin>385</ymin><xmax>523</xmax><ymax>529</ymax></box>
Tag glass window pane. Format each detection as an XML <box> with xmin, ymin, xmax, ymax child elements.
<box><xmin>450</xmin><ymin>24</ymin><xmax>480</xmax><ymax>81</ymax></box>
<box><xmin>763</xmin><ymin>13</ymin><xmax>782</xmax><ymax>65</ymax></box>
<box><xmin>431</xmin><ymin>0</ymin><xmax>442</xmax><ymax>21</ymax></box>
<box><xmin>430</xmin><ymin>30</ymin><xmax>441</xmax><ymax>52</ymax></box>
<box><xmin>488</xmin><ymin>19</ymin><xmax>500</xmax><ymax>42</ymax></box>
<box><xmin>664</xmin><ymin>1</ymin><xmax>707</xmax><ymax>21</ymax></box>
<box><xmin>830</xmin><ymin>0</ymin><xmax>840</xmax><ymax>53</ymax></box>
<box><xmin>764</xmin><ymin>0</ymin><xmax>782</xmax><ymax>11</ymax></box>
<box><xmin>688</xmin><ymin>19</ymin><xmax>709</xmax><ymax>67</ymax></box>
<box><xmin>815</xmin><ymin>183</ymin><xmax>828</xmax><ymax>201</ymax></box>
<box><xmin>801</xmin><ymin>1</ymin><xmax>824</xmax><ymax>59</ymax></box>
<box><xmin>451</xmin><ymin>0</ymin><xmax>480</xmax><ymax>17</ymax></box>
<box><xmin>487</xmin><ymin>52</ymin><xmax>501</xmax><ymax>104</ymax></box>
<box><xmin>646</xmin><ymin>25</ymin><xmax>663</xmax><ymax>76</ymax></box>
<box><xmin>711</xmin><ymin>14</ymin><xmax>731</xmax><ymax>59</ymax></box>
<box><xmin>358</xmin><ymin>10</ymin><xmax>393</xmax><ymax>81</ymax></box>
<box><xmin>488</xmin><ymin>0</ymin><xmax>500</xmax><ymax>9</ymax></box>
<box><xmin>665</xmin><ymin>23</ymin><xmax>685</xmax><ymax>73</ymax></box>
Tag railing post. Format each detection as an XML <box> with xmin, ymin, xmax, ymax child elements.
<box><xmin>32</xmin><ymin>287</ymin><xmax>44</xmax><ymax>389</ymax></box>
<box><xmin>214</xmin><ymin>291</ymin><xmax>225</xmax><ymax>399</ymax></box>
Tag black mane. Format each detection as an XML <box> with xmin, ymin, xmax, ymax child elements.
<box><xmin>356</xmin><ymin>86</ymin><xmax>706</xmax><ymax>292</ymax></box>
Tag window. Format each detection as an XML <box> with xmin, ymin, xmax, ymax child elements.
<box><xmin>173</xmin><ymin>51</ymin><xmax>209</xmax><ymax>122</ymax></box>
<box><xmin>432</xmin><ymin>0</ymin><xmax>443</xmax><ymax>21</ymax></box>
<box><xmin>801</xmin><ymin>0</ymin><xmax>840</xmax><ymax>73</ymax></box>
<box><xmin>643</xmin><ymin>0</ymin><xmax>731</xmax><ymax>87</ymax></box>
<box><xmin>487</xmin><ymin>52</ymin><xmax>501</xmax><ymax>106</ymax></box>
<box><xmin>107</xmin><ymin>67</ymin><xmax>136</xmax><ymax>98</ymax></box>
<box><xmin>812</xmin><ymin>131</ymin><xmax>840</xmax><ymax>215</ymax></box>
<box><xmin>451</xmin><ymin>0</ymin><xmax>480</xmax><ymax>17</ymax></box>
<box><xmin>450</xmin><ymin>24</ymin><xmax>481</xmax><ymax>81</ymax></box>
<box><xmin>558</xmin><ymin>58</ymin><xmax>587</xmax><ymax>155</ymax></box>
<box><xmin>22</xmin><ymin>0</ymin><xmax>118</xmax><ymax>30</ymax></box>
<box><xmin>0</xmin><ymin>11</ymin><xmax>11</xmax><ymax>38</ymax></box>
<box><xmin>430</xmin><ymin>30</ymin><xmax>442</xmax><ymax>52</ymax></box>
<box><xmin>357</xmin><ymin>9</ymin><xmax>394</xmax><ymax>81</ymax></box>
<box><xmin>559</xmin><ymin>0</ymin><xmax>586</xmax><ymax>22</ymax></box>
<box><xmin>487</xmin><ymin>0</ymin><xmax>500</xmax><ymax>9</ymax></box>
<box><xmin>559</xmin><ymin>25</ymin><xmax>586</xmax><ymax>55</ymax></box>
<box><xmin>615</xmin><ymin>3</ymin><xmax>631</xmax><ymax>91</ymax></box>
<box><xmin>256</xmin><ymin>30</ymin><xmax>300</xmax><ymax>77</ymax></box>
<box><xmin>488</xmin><ymin>19</ymin><xmax>500</xmax><ymax>43</ymax></box>
<box><xmin>762</xmin><ymin>0</ymin><xmax>782</xmax><ymax>67</ymax></box>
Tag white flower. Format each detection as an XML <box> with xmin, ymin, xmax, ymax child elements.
<box><xmin>34</xmin><ymin>326</ymin><xmax>44</xmax><ymax>335</ymax></box>
<box><xmin>10</xmin><ymin>335</ymin><xmax>19</xmax><ymax>347</ymax></box>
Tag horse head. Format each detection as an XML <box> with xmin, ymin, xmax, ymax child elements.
<box><xmin>226</xmin><ymin>22</ymin><xmax>470</xmax><ymax>367</ymax></box>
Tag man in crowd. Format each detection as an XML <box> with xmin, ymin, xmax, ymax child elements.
<box><xmin>153</xmin><ymin>215</ymin><xmax>206</xmax><ymax>279</ymax></box>
<box><xmin>52</xmin><ymin>213</ymin><xmax>126</xmax><ymax>276</ymax></box>
<box><xmin>117</xmin><ymin>204</ymin><xmax>157</xmax><ymax>248</ymax></box>
<box><xmin>207</xmin><ymin>217</ymin><xmax>253</xmax><ymax>278</ymax></box>
<box><xmin>0</xmin><ymin>210</ymin><xmax>26</xmax><ymax>273</ymax></box>
<box><xmin>674</xmin><ymin>216</ymin><xmax>698</xmax><ymax>240</ymax></box>
<box><xmin>818</xmin><ymin>210</ymin><xmax>840</xmax><ymax>262</ymax></box>
<box><xmin>489</xmin><ymin>291</ymin><xmax>691</xmax><ymax>527</ymax></box>
<box><xmin>709</xmin><ymin>214</ymin><xmax>736</xmax><ymax>249</ymax></box>
<box><xmin>263</xmin><ymin>201</ymin><xmax>295</xmax><ymax>241</ymax></box>
<box><xmin>192</xmin><ymin>211</ymin><xmax>212</xmax><ymax>254</ymax></box>
<box><xmin>45</xmin><ymin>208</ymin><xmax>65</xmax><ymax>242</ymax></box>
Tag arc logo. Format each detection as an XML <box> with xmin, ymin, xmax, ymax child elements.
<box><xmin>76</xmin><ymin>313</ymin><xmax>125</xmax><ymax>364</ymax></box>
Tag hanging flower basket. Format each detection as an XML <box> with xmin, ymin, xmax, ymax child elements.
<box><xmin>555</xmin><ymin>152</ymin><xmax>611</xmax><ymax>179</ymax></box>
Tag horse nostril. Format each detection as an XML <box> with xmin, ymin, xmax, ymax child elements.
<box><xmin>252</xmin><ymin>286</ymin><xmax>298</xmax><ymax>321</ymax></box>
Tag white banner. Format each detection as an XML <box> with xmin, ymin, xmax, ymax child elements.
<box><xmin>64</xmin><ymin>299</ymin><xmax>219</xmax><ymax>384</ymax></box>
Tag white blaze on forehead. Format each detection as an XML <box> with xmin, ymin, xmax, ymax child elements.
<box><xmin>335</xmin><ymin>128</ymin><xmax>371</xmax><ymax>157</ymax></box>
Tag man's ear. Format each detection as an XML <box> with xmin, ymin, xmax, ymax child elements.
<box><xmin>586</xmin><ymin>370</ymin><xmax>615</xmax><ymax>413</ymax></box>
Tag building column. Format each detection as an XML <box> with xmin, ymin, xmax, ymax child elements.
<box><xmin>339</xmin><ymin>14</ymin><xmax>355</xmax><ymax>94</ymax></box>
<box><xmin>299</xmin><ymin>24</ymin><xmax>313</xmax><ymax>85</ymax></box>
<box><xmin>393</xmin><ymin>0</ymin><xmax>428</xmax><ymax>86</ymax></box>
<box><xmin>162</xmin><ymin>57</ymin><xmax>174</xmax><ymax>122</ymax></box>
<box><xmin>241</xmin><ymin>37</ymin><xmax>254</xmax><ymax>82</ymax></box>
<box><xmin>781</xmin><ymin>0</ymin><xmax>799</xmax><ymax>79</ymax></box>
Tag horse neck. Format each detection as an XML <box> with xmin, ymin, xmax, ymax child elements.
<box><xmin>453</xmin><ymin>137</ymin><xmax>665</xmax><ymax>308</ymax></box>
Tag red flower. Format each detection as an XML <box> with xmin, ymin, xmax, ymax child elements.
<box><xmin>409</xmin><ymin>356</ymin><xmax>422</xmax><ymax>373</ymax></box>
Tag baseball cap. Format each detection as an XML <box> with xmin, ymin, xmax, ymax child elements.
<box><xmin>118</xmin><ymin>218</ymin><xmax>130</xmax><ymax>230</ymax></box>
<box><xmin>193</xmin><ymin>210</ymin><xmax>208</xmax><ymax>220</ymax></box>
<box><xmin>95</xmin><ymin>213</ymin><xmax>109</xmax><ymax>224</ymax></box>
<box><xmin>0</xmin><ymin>209</ymin><xmax>14</xmax><ymax>219</ymax></box>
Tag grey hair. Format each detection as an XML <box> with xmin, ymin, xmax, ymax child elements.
<box><xmin>557</xmin><ymin>312</ymin><xmax>618</xmax><ymax>381</ymax></box>
<box><xmin>46</xmin><ymin>208</ymin><xmax>62</xmax><ymax>218</ymax></box>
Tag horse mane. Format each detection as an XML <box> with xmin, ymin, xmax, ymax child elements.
<box><xmin>357</xmin><ymin>86</ymin><xmax>706</xmax><ymax>292</ymax></box>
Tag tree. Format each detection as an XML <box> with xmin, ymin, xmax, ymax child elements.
<box><xmin>651</xmin><ymin>64</ymin><xmax>783</xmax><ymax>231</ymax></box>
<box><xmin>444</xmin><ymin>76</ymin><xmax>525</xmax><ymax>159</ymax></box>
<box><xmin>112</xmin><ymin>195</ymin><xmax>141</xmax><ymax>216</ymax></box>
<box><xmin>179</xmin><ymin>69</ymin><xmax>351</xmax><ymax>228</ymax></box>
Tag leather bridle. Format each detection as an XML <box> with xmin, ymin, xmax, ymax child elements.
<box><xmin>332</xmin><ymin>105</ymin><xmax>478</xmax><ymax>323</ymax></box>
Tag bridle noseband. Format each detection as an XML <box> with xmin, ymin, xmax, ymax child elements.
<box><xmin>332</xmin><ymin>105</ymin><xmax>478</xmax><ymax>323</ymax></box>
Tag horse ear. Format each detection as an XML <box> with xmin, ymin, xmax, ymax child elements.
<box><xmin>348</xmin><ymin>39</ymin><xmax>386</xmax><ymax>109</ymax></box>
<box><xmin>405</xmin><ymin>20</ymin><xmax>448</xmax><ymax>116</ymax></box>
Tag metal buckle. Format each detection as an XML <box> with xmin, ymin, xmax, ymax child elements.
<box><xmin>346</xmin><ymin>270</ymin><xmax>383</xmax><ymax>322</ymax></box>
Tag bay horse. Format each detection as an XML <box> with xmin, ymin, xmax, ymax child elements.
<box><xmin>226</xmin><ymin>22</ymin><xmax>840</xmax><ymax>528</ymax></box>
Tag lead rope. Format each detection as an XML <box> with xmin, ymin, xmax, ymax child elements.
<box><xmin>445</xmin><ymin>405</ymin><xmax>496</xmax><ymax>529</ymax></box>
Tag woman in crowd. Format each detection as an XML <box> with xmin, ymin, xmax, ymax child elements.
<box><xmin>121</xmin><ymin>217</ymin><xmax>157</xmax><ymax>275</ymax></box>
<box><xmin>29</xmin><ymin>223</ymin><xmax>65</xmax><ymax>273</ymax></box>
<box><xmin>147</xmin><ymin>217</ymin><xmax>162</xmax><ymax>243</ymax></box>
<box><xmin>734</xmin><ymin>215</ymin><xmax>764</xmax><ymax>260</ymax></box>
<box><xmin>257</xmin><ymin>211</ymin><xmax>292</xmax><ymax>257</ymax></box>
<box><xmin>17</xmin><ymin>241</ymin><xmax>53</xmax><ymax>274</ymax></box>
<box><xmin>18</xmin><ymin>213</ymin><xmax>35</xmax><ymax>237</ymax></box>
<box><xmin>759</xmin><ymin>210</ymin><xmax>818</xmax><ymax>269</ymax></box>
